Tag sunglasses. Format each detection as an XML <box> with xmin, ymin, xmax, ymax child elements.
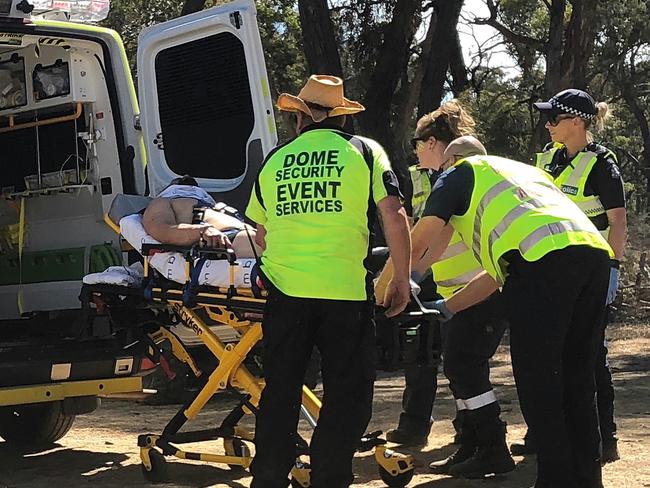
<box><xmin>410</xmin><ymin>136</ymin><xmax>427</xmax><ymax>151</ymax></box>
<box><xmin>544</xmin><ymin>113</ymin><xmax>577</xmax><ymax>127</ymax></box>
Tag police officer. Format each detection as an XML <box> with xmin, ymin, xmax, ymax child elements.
<box><xmin>513</xmin><ymin>89</ymin><xmax>625</xmax><ymax>464</ymax></box>
<box><xmin>246</xmin><ymin>75</ymin><xmax>411</xmax><ymax>488</ymax></box>
<box><xmin>387</xmin><ymin>143</ymin><xmax>613</xmax><ymax>488</ymax></box>
<box><xmin>384</xmin><ymin>100</ymin><xmax>476</xmax><ymax>447</ymax></box>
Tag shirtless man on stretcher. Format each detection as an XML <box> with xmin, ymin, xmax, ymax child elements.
<box><xmin>142</xmin><ymin>176</ymin><xmax>261</xmax><ymax>258</ymax></box>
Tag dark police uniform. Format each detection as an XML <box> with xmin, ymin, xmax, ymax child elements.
<box><xmin>536</xmin><ymin>141</ymin><xmax>625</xmax><ymax>453</ymax></box>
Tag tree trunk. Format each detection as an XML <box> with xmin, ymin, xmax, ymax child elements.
<box><xmin>560</xmin><ymin>0</ymin><xmax>599</xmax><ymax>89</ymax></box>
<box><xmin>528</xmin><ymin>0</ymin><xmax>566</xmax><ymax>155</ymax></box>
<box><xmin>417</xmin><ymin>0</ymin><xmax>464</xmax><ymax>117</ymax></box>
<box><xmin>298</xmin><ymin>0</ymin><xmax>343</xmax><ymax>76</ymax></box>
<box><xmin>449</xmin><ymin>29</ymin><xmax>468</xmax><ymax>95</ymax></box>
<box><xmin>181</xmin><ymin>0</ymin><xmax>206</xmax><ymax>16</ymax></box>
<box><xmin>357</xmin><ymin>0</ymin><xmax>422</xmax><ymax>170</ymax></box>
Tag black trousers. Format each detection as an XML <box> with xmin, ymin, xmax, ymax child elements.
<box><xmin>522</xmin><ymin>305</ymin><xmax>617</xmax><ymax>446</ymax></box>
<box><xmin>442</xmin><ymin>291</ymin><xmax>508</xmax><ymax>442</ymax></box>
<box><xmin>397</xmin><ymin>275</ymin><xmax>441</xmax><ymax>433</ymax></box>
<box><xmin>596</xmin><ymin>307</ymin><xmax>616</xmax><ymax>441</ymax></box>
<box><xmin>250</xmin><ymin>288</ymin><xmax>376</xmax><ymax>488</ymax></box>
<box><xmin>502</xmin><ymin>246</ymin><xmax>609</xmax><ymax>488</ymax></box>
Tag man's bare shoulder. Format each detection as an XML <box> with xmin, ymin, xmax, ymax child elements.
<box><xmin>144</xmin><ymin>197</ymin><xmax>196</xmax><ymax>225</ymax></box>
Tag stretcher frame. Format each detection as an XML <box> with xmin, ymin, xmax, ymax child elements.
<box><xmin>85</xmin><ymin>224</ymin><xmax>418</xmax><ymax>487</ymax></box>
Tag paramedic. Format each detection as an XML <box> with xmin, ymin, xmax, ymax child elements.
<box><xmin>380</xmin><ymin>102</ymin><xmax>513</xmax><ymax>479</ymax></box>
<box><xmin>385</xmin><ymin>101</ymin><xmax>475</xmax><ymax>448</ymax></box>
<box><xmin>383</xmin><ymin>141</ymin><xmax>612</xmax><ymax>488</ymax></box>
<box><xmin>246</xmin><ymin>75</ymin><xmax>411</xmax><ymax>488</ymax></box>
<box><xmin>507</xmin><ymin>89</ymin><xmax>626</xmax><ymax>464</ymax></box>
<box><xmin>376</xmin><ymin>135</ymin><xmax>514</xmax><ymax>477</ymax></box>
<box><xmin>142</xmin><ymin>175</ymin><xmax>261</xmax><ymax>258</ymax></box>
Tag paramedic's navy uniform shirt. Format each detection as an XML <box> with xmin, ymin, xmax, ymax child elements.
<box><xmin>422</xmin><ymin>162</ymin><xmax>474</xmax><ymax>223</ymax></box>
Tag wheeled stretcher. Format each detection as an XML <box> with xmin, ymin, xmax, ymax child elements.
<box><xmin>81</xmin><ymin>196</ymin><xmax>439</xmax><ymax>487</ymax></box>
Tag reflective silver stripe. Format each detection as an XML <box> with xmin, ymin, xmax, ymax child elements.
<box><xmin>472</xmin><ymin>180</ymin><xmax>515</xmax><ymax>260</ymax></box>
<box><xmin>486</xmin><ymin>199</ymin><xmax>546</xmax><ymax>265</ymax></box>
<box><xmin>519</xmin><ymin>220</ymin><xmax>598</xmax><ymax>255</ymax></box>
<box><xmin>564</xmin><ymin>151</ymin><xmax>597</xmax><ymax>188</ymax></box>
<box><xmin>438</xmin><ymin>240</ymin><xmax>469</xmax><ymax>261</ymax></box>
<box><xmin>577</xmin><ymin>198</ymin><xmax>605</xmax><ymax>217</ymax></box>
<box><xmin>460</xmin><ymin>390</ymin><xmax>497</xmax><ymax>410</ymax></box>
<box><xmin>537</xmin><ymin>151</ymin><xmax>555</xmax><ymax>170</ymax></box>
<box><xmin>456</xmin><ymin>398</ymin><xmax>467</xmax><ymax>411</ymax></box>
<box><xmin>436</xmin><ymin>267</ymin><xmax>483</xmax><ymax>288</ymax></box>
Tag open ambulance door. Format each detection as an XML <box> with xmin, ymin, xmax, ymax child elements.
<box><xmin>136</xmin><ymin>0</ymin><xmax>277</xmax><ymax>210</ymax></box>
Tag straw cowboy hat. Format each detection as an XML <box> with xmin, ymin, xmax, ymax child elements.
<box><xmin>442</xmin><ymin>135</ymin><xmax>487</xmax><ymax>163</ymax></box>
<box><xmin>276</xmin><ymin>75</ymin><xmax>365</xmax><ymax>123</ymax></box>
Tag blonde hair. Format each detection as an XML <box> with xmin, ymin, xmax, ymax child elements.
<box><xmin>415</xmin><ymin>99</ymin><xmax>476</xmax><ymax>143</ymax></box>
<box><xmin>585</xmin><ymin>101</ymin><xmax>611</xmax><ymax>142</ymax></box>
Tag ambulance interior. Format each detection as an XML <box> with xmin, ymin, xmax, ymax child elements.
<box><xmin>0</xmin><ymin>33</ymin><xmax>127</xmax><ymax>319</ymax></box>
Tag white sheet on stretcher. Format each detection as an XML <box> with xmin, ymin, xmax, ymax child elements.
<box><xmin>119</xmin><ymin>213</ymin><xmax>256</xmax><ymax>288</ymax></box>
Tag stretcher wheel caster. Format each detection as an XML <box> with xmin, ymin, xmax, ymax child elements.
<box><xmin>378</xmin><ymin>466</ymin><xmax>414</xmax><ymax>488</ymax></box>
<box><xmin>375</xmin><ymin>445</ymin><xmax>414</xmax><ymax>488</ymax></box>
<box><xmin>141</xmin><ymin>449</ymin><xmax>168</xmax><ymax>483</ymax></box>
<box><xmin>290</xmin><ymin>460</ymin><xmax>311</xmax><ymax>487</ymax></box>
<box><xmin>224</xmin><ymin>438</ymin><xmax>251</xmax><ymax>470</ymax></box>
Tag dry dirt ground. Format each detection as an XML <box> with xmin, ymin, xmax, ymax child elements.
<box><xmin>1</xmin><ymin>323</ymin><xmax>649</xmax><ymax>488</ymax></box>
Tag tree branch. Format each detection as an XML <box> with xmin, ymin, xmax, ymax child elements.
<box><xmin>473</xmin><ymin>0</ymin><xmax>545</xmax><ymax>51</ymax></box>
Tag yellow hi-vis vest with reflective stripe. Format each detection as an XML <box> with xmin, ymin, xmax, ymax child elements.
<box><xmin>409</xmin><ymin>166</ymin><xmax>432</xmax><ymax>221</ymax></box>
<box><xmin>410</xmin><ymin>167</ymin><xmax>481</xmax><ymax>297</ymax></box>
<box><xmin>431</xmin><ymin>231</ymin><xmax>483</xmax><ymax>299</ymax></box>
<box><xmin>449</xmin><ymin>155</ymin><xmax>613</xmax><ymax>285</ymax></box>
<box><xmin>536</xmin><ymin>145</ymin><xmax>614</xmax><ymax>239</ymax></box>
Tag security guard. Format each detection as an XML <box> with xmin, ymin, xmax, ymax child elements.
<box><xmin>385</xmin><ymin>142</ymin><xmax>613</xmax><ymax>488</ymax></box>
<box><xmin>514</xmin><ymin>89</ymin><xmax>626</xmax><ymax>464</ymax></box>
<box><xmin>246</xmin><ymin>75</ymin><xmax>411</xmax><ymax>488</ymax></box>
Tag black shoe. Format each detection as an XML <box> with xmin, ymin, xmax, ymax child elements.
<box><xmin>602</xmin><ymin>438</ymin><xmax>620</xmax><ymax>464</ymax></box>
<box><xmin>452</xmin><ymin>432</ymin><xmax>462</xmax><ymax>444</ymax></box>
<box><xmin>448</xmin><ymin>445</ymin><xmax>515</xmax><ymax>478</ymax></box>
<box><xmin>386</xmin><ymin>427</ymin><xmax>428</xmax><ymax>446</ymax></box>
<box><xmin>510</xmin><ymin>440</ymin><xmax>537</xmax><ymax>456</ymax></box>
<box><xmin>429</xmin><ymin>444</ymin><xmax>476</xmax><ymax>474</ymax></box>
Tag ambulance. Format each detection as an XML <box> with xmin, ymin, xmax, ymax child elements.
<box><xmin>0</xmin><ymin>0</ymin><xmax>276</xmax><ymax>448</ymax></box>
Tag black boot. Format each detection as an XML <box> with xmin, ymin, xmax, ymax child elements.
<box><xmin>449</xmin><ymin>421</ymin><xmax>515</xmax><ymax>479</ymax></box>
<box><xmin>510</xmin><ymin>429</ymin><xmax>537</xmax><ymax>456</ymax></box>
<box><xmin>451</xmin><ymin>409</ymin><xmax>466</xmax><ymax>445</ymax></box>
<box><xmin>430</xmin><ymin>420</ymin><xmax>477</xmax><ymax>474</ymax></box>
<box><xmin>386</xmin><ymin>416</ymin><xmax>431</xmax><ymax>446</ymax></box>
<box><xmin>601</xmin><ymin>437</ymin><xmax>620</xmax><ymax>464</ymax></box>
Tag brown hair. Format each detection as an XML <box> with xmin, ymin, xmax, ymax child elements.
<box><xmin>415</xmin><ymin>99</ymin><xmax>476</xmax><ymax>144</ymax></box>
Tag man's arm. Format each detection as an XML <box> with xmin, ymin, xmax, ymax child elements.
<box><xmin>377</xmin><ymin>195</ymin><xmax>411</xmax><ymax>317</ymax></box>
<box><xmin>445</xmin><ymin>271</ymin><xmax>499</xmax><ymax>313</ymax></box>
<box><xmin>412</xmin><ymin>224</ymin><xmax>453</xmax><ymax>277</ymax></box>
<box><xmin>255</xmin><ymin>224</ymin><xmax>267</xmax><ymax>251</ymax></box>
<box><xmin>606</xmin><ymin>207</ymin><xmax>627</xmax><ymax>260</ymax></box>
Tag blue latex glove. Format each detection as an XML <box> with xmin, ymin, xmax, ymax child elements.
<box><xmin>607</xmin><ymin>264</ymin><xmax>619</xmax><ymax>305</ymax></box>
<box><xmin>423</xmin><ymin>299</ymin><xmax>455</xmax><ymax>322</ymax></box>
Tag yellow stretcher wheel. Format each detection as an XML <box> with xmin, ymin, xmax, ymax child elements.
<box><xmin>141</xmin><ymin>449</ymin><xmax>168</xmax><ymax>483</ymax></box>
<box><xmin>224</xmin><ymin>438</ymin><xmax>251</xmax><ymax>470</ymax></box>
<box><xmin>375</xmin><ymin>445</ymin><xmax>415</xmax><ymax>488</ymax></box>
<box><xmin>290</xmin><ymin>460</ymin><xmax>311</xmax><ymax>487</ymax></box>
